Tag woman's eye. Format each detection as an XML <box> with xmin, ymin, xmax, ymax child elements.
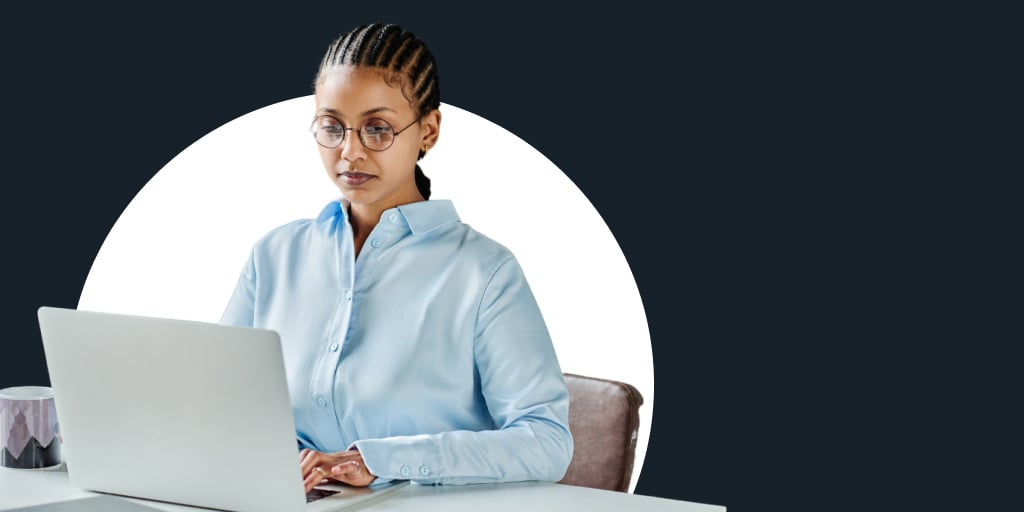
<box><xmin>363</xmin><ymin>125</ymin><xmax>389</xmax><ymax>135</ymax></box>
<box><xmin>316</xmin><ymin>116</ymin><xmax>344</xmax><ymax>131</ymax></box>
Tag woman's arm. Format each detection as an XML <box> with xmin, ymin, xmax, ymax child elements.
<box><xmin>220</xmin><ymin>248</ymin><xmax>256</xmax><ymax>327</ymax></box>
<box><xmin>351</xmin><ymin>256</ymin><xmax>574</xmax><ymax>484</ymax></box>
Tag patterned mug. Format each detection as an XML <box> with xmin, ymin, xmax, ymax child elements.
<box><xmin>1</xmin><ymin>386</ymin><xmax>60</xmax><ymax>469</ymax></box>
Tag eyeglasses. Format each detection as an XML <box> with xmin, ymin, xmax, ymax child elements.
<box><xmin>310</xmin><ymin>114</ymin><xmax>422</xmax><ymax>152</ymax></box>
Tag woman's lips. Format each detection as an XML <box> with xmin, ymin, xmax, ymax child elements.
<box><xmin>340</xmin><ymin>172</ymin><xmax>374</xmax><ymax>186</ymax></box>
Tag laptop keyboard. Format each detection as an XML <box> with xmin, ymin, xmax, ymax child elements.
<box><xmin>306</xmin><ymin>488</ymin><xmax>340</xmax><ymax>502</ymax></box>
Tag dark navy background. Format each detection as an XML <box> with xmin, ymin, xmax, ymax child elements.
<box><xmin>2</xmin><ymin>3</ymin><xmax>1013</xmax><ymax>512</ymax></box>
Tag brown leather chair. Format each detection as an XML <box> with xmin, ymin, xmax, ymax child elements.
<box><xmin>558</xmin><ymin>373</ymin><xmax>644</xmax><ymax>492</ymax></box>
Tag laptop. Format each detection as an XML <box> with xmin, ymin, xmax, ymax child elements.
<box><xmin>36</xmin><ymin>307</ymin><xmax>408</xmax><ymax>512</ymax></box>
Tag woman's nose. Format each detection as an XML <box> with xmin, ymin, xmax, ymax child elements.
<box><xmin>339</xmin><ymin>129</ymin><xmax>367</xmax><ymax>160</ymax></box>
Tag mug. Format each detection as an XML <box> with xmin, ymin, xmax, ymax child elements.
<box><xmin>0</xmin><ymin>386</ymin><xmax>61</xmax><ymax>469</ymax></box>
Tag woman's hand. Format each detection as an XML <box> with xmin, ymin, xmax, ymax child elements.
<box><xmin>299</xmin><ymin>448</ymin><xmax>377</xmax><ymax>492</ymax></box>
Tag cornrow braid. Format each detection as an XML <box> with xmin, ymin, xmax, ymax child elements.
<box><xmin>369</xmin><ymin>24</ymin><xmax>400</xmax><ymax>67</ymax></box>
<box><xmin>314</xmin><ymin>23</ymin><xmax>441</xmax><ymax>199</ymax></box>
<box><xmin>317</xmin><ymin>23</ymin><xmax>441</xmax><ymax>118</ymax></box>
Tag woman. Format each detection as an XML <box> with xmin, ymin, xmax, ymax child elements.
<box><xmin>220</xmin><ymin>23</ymin><xmax>573</xmax><ymax>491</ymax></box>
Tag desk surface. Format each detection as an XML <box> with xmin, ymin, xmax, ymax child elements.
<box><xmin>0</xmin><ymin>464</ymin><xmax>725</xmax><ymax>512</ymax></box>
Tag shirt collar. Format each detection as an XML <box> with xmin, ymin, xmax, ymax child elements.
<box><xmin>316</xmin><ymin>198</ymin><xmax>460</xmax><ymax>235</ymax></box>
<box><xmin>316</xmin><ymin>198</ymin><xmax>348</xmax><ymax>223</ymax></box>
<box><xmin>397</xmin><ymin>199</ymin><xmax>460</xmax><ymax>235</ymax></box>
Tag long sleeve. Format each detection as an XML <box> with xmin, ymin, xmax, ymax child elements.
<box><xmin>351</xmin><ymin>256</ymin><xmax>573</xmax><ymax>484</ymax></box>
<box><xmin>220</xmin><ymin>248</ymin><xmax>257</xmax><ymax>328</ymax></box>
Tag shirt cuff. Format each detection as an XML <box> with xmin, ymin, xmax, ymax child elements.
<box><xmin>369</xmin><ymin>476</ymin><xmax>396</xmax><ymax>487</ymax></box>
<box><xmin>344</xmin><ymin>441</ymin><xmax>396</xmax><ymax>486</ymax></box>
<box><xmin>351</xmin><ymin>435</ymin><xmax>442</xmax><ymax>482</ymax></box>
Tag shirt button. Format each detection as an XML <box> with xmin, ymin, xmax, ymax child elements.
<box><xmin>344</xmin><ymin>289</ymin><xmax>353</xmax><ymax>301</ymax></box>
<box><xmin>329</xmin><ymin>343</ymin><xmax>339</xmax><ymax>352</ymax></box>
<box><xmin>316</xmin><ymin>397</ymin><xmax>327</xmax><ymax>407</ymax></box>
<box><xmin>370</xmin><ymin>238</ymin><xmax>382</xmax><ymax>248</ymax></box>
<box><xmin>419</xmin><ymin>465</ymin><xmax>430</xmax><ymax>476</ymax></box>
<box><xmin>400</xmin><ymin>465</ymin><xmax>410</xmax><ymax>477</ymax></box>
<box><xmin>387</xmin><ymin>213</ymin><xmax>398</xmax><ymax>223</ymax></box>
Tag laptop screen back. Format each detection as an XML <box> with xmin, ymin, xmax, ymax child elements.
<box><xmin>38</xmin><ymin>307</ymin><xmax>307</xmax><ymax>512</ymax></box>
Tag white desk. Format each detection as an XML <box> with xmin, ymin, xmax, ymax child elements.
<box><xmin>0</xmin><ymin>464</ymin><xmax>725</xmax><ymax>512</ymax></box>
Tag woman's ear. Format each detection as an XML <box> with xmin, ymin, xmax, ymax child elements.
<box><xmin>420</xmin><ymin>108</ymin><xmax>441</xmax><ymax>153</ymax></box>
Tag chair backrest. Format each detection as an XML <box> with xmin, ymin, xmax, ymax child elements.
<box><xmin>558</xmin><ymin>373</ymin><xmax>644</xmax><ymax>492</ymax></box>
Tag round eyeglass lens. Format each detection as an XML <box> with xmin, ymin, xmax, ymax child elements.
<box><xmin>360</xmin><ymin>118</ymin><xmax>394</xmax><ymax>150</ymax></box>
<box><xmin>314</xmin><ymin>116</ymin><xmax>345</xmax><ymax>147</ymax></box>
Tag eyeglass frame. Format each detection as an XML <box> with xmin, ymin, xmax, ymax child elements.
<box><xmin>309</xmin><ymin>114</ymin><xmax>424</xmax><ymax>152</ymax></box>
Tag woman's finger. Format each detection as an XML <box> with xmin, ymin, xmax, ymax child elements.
<box><xmin>330</xmin><ymin>460</ymin><xmax>359</xmax><ymax>477</ymax></box>
<box><xmin>299</xmin><ymin>451</ymin><xmax>318</xmax><ymax>475</ymax></box>
<box><xmin>303</xmin><ymin>467</ymin><xmax>325</xmax><ymax>493</ymax></box>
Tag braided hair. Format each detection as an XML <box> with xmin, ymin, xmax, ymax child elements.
<box><xmin>314</xmin><ymin>23</ymin><xmax>440</xmax><ymax>200</ymax></box>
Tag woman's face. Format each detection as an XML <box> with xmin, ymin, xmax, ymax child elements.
<box><xmin>314</xmin><ymin>65</ymin><xmax>437</xmax><ymax>211</ymax></box>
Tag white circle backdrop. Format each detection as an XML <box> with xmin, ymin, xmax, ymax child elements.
<box><xmin>78</xmin><ymin>98</ymin><xmax>653</xmax><ymax>492</ymax></box>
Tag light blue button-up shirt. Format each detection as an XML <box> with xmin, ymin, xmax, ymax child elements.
<box><xmin>220</xmin><ymin>199</ymin><xmax>572</xmax><ymax>485</ymax></box>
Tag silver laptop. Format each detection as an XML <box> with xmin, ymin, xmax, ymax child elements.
<box><xmin>37</xmin><ymin>307</ymin><xmax>408</xmax><ymax>512</ymax></box>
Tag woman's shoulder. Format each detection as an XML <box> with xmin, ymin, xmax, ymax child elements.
<box><xmin>249</xmin><ymin>218</ymin><xmax>318</xmax><ymax>254</ymax></box>
<box><xmin>396</xmin><ymin>199</ymin><xmax>518</xmax><ymax>273</ymax></box>
<box><xmin>454</xmin><ymin>223</ymin><xmax>514</xmax><ymax>260</ymax></box>
<box><xmin>251</xmin><ymin>199</ymin><xmax>345</xmax><ymax>249</ymax></box>
<box><xmin>404</xmin><ymin>200</ymin><xmax>508</xmax><ymax>253</ymax></box>
<box><xmin>432</xmin><ymin>222</ymin><xmax>523</xmax><ymax>281</ymax></box>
